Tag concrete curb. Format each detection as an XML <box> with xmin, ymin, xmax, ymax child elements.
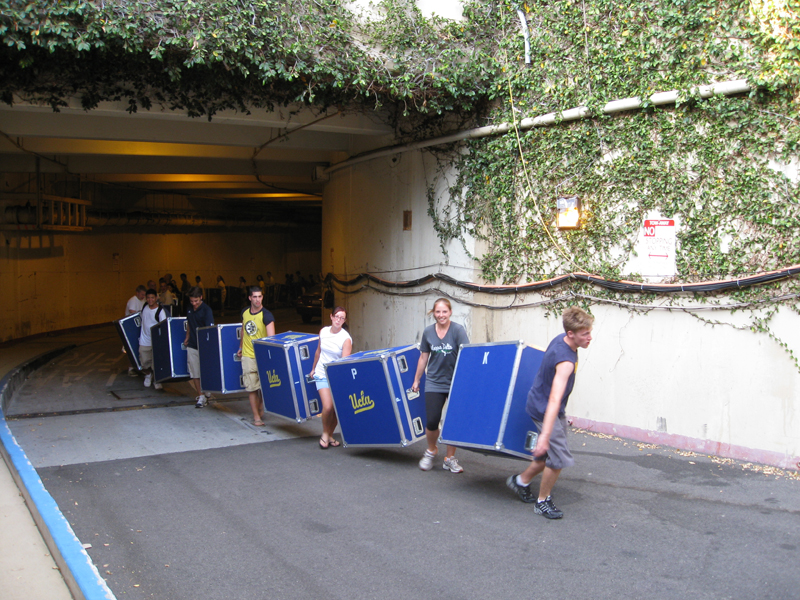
<box><xmin>570</xmin><ymin>416</ymin><xmax>800</xmax><ymax>471</ymax></box>
<box><xmin>0</xmin><ymin>346</ymin><xmax>117</xmax><ymax>600</ymax></box>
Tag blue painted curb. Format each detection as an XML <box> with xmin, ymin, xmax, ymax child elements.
<box><xmin>0</xmin><ymin>347</ymin><xmax>116</xmax><ymax>600</ymax></box>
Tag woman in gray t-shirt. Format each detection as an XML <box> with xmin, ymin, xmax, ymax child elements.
<box><xmin>411</xmin><ymin>298</ymin><xmax>470</xmax><ymax>473</ymax></box>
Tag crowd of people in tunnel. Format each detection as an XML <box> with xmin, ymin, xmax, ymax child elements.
<box><xmin>124</xmin><ymin>271</ymin><xmax>319</xmax><ymax>321</ymax></box>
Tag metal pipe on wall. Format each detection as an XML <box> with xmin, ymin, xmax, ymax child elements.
<box><xmin>323</xmin><ymin>79</ymin><xmax>752</xmax><ymax>176</ymax></box>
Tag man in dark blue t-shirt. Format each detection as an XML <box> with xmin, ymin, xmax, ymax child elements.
<box><xmin>506</xmin><ymin>306</ymin><xmax>595</xmax><ymax>519</ymax></box>
<box><xmin>183</xmin><ymin>286</ymin><xmax>214</xmax><ymax>407</ymax></box>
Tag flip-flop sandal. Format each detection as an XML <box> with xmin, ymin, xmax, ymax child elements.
<box><xmin>319</xmin><ymin>437</ymin><xmax>329</xmax><ymax>449</ymax></box>
<box><xmin>254</xmin><ymin>420</ymin><xmax>265</xmax><ymax>427</ymax></box>
<box><xmin>327</xmin><ymin>438</ymin><xmax>341</xmax><ymax>447</ymax></box>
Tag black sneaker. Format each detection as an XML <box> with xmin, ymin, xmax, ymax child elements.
<box><xmin>506</xmin><ymin>474</ymin><xmax>535</xmax><ymax>503</ymax></box>
<box><xmin>534</xmin><ymin>496</ymin><xmax>563</xmax><ymax>519</ymax></box>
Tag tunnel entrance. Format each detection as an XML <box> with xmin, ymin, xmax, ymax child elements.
<box><xmin>0</xmin><ymin>101</ymin><xmax>391</xmax><ymax>341</ymax></box>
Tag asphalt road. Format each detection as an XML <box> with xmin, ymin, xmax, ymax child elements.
<box><xmin>7</xmin><ymin>310</ymin><xmax>800</xmax><ymax>600</ymax></box>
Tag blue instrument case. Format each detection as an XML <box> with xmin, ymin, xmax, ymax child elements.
<box><xmin>198</xmin><ymin>324</ymin><xmax>245</xmax><ymax>394</ymax></box>
<box><xmin>152</xmin><ymin>317</ymin><xmax>190</xmax><ymax>383</ymax></box>
<box><xmin>440</xmin><ymin>341</ymin><xmax>545</xmax><ymax>459</ymax></box>
<box><xmin>325</xmin><ymin>345</ymin><xmax>426</xmax><ymax>448</ymax></box>
<box><xmin>115</xmin><ymin>313</ymin><xmax>143</xmax><ymax>371</ymax></box>
<box><xmin>253</xmin><ymin>332</ymin><xmax>320</xmax><ymax>422</ymax></box>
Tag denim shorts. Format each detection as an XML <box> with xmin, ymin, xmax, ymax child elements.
<box><xmin>314</xmin><ymin>376</ymin><xmax>330</xmax><ymax>391</ymax></box>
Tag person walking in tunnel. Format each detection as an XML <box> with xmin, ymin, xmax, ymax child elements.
<box><xmin>237</xmin><ymin>286</ymin><xmax>275</xmax><ymax>426</ymax></box>
<box><xmin>411</xmin><ymin>297</ymin><xmax>470</xmax><ymax>473</ymax></box>
<box><xmin>139</xmin><ymin>288</ymin><xmax>168</xmax><ymax>390</ymax></box>
<box><xmin>309</xmin><ymin>306</ymin><xmax>352</xmax><ymax>449</ymax></box>
<box><xmin>216</xmin><ymin>275</ymin><xmax>227</xmax><ymax>316</ymax></box>
<box><xmin>158</xmin><ymin>278</ymin><xmax>174</xmax><ymax>316</ymax></box>
<box><xmin>505</xmin><ymin>306</ymin><xmax>594</xmax><ymax>519</ymax></box>
<box><xmin>180</xmin><ymin>273</ymin><xmax>191</xmax><ymax>316</ymax></box>
<box><xmin>124</xmin><ymin>285</ymin><xmax>147</xmax><ymax>376</ymax></box>
<box><xmin>184</xmin><ymin>287</ymin><xmax>214</xmax><ymax>407</ymax></box>
<box><xmin>164</xmin><ymin>273</ymin><xmax>178</xmax><ymax>294</ymax></box>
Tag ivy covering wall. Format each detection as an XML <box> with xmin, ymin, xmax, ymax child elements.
<box><xmin>0</xmin><ymin>0</ymin><xmax>500</xmax><ymax>117</ymax></box>
<box><xmin>427</xmin><ymin>0</ymin><xmax>800</xmax><ymax>286</ymax></box>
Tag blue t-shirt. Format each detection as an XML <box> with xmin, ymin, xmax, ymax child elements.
<box><xmin>526</xmin><ymin>334</ymin><xmax>578</xmax><ymax>421</ymax></box>
<box><xmin>186</xmin><ymin>302</ymin><xmax>214</xmax><ymax>349</ymax></box>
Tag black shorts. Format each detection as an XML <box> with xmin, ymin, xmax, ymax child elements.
<box><xmin>425</xmin><ymin>391</ymin><xmax>449</xmax><ymax>431</ymax></box>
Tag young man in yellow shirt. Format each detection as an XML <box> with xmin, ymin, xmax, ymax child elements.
<box><xmin>237</xmin><ymin>287</ymin><xmax>275</xmax><ymax>426</ymax></box>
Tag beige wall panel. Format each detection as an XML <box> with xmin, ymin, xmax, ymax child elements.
<box><xmin>322</xmin><ymin>152</ymin><xmax>476</xmax><ymax>352</ymax></box>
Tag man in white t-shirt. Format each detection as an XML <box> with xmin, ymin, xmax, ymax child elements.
<box><xmin>139</xmin><ymin>289</ymin><xmax>168</xmax><ymax>390</ymax></box>
<box><xmin>124</xmin><ymin>285</ymin><xmax>147</xmax><ymax>376</ymax></box>
<box><xmin>126</xmin><ymin>285</ymin><xmax>146</xmax><ymax>315</ymax></box>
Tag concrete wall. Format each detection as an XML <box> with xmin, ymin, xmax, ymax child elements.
<box><xmin>322</xmin><ymin>149</ymin><xmax>800</xmax><ymax>468</ymax></box>
<box><xmin>322</xmin><ymin>151</ymin><xmax>475</xmax><ymax>351</ymax></box>
<box><xmin>0</xmin><ymin>229</ymin><xmax>320</xmax><ymax>341</ymax></box>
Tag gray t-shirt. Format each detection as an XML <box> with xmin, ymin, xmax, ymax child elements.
<box><xmin>419</xmin><ymin>322</ymin><xmax>470</xmax><ymax>393</ymax></box>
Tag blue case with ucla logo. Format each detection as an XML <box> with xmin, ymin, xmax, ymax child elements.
<box><xmin>439</xmin><ymin>341</ymin><xmax>545</xmax><ymax>459</ymax></box>
<box><xmin>325</xmin><ymin>345</ymin><xmax>426</xmax><ymax>448</ymax></box>
<box><xmin>253</xmin><ymin>332</ymin><xmax>320</xmax><ymax>422</ymax></box>
<box><xmin>198</xmin><ymin>324</ymin><xmax>245</xmax><ymax>394</ymax></box>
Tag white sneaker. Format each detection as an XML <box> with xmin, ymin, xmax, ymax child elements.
<box><xmin>195</xmin><ymin>395</ymin><xmax>208</xmax><ymax>408</ymax></box>
<box><xmin>154</xmin><ymin>382</ymin><xmax>163</xmax><ymax>390</ymax></box>
<box><xmin>443</xmin><ymin>457</ymin><xmax>464</xmax><ymax>473</ymax></box>
<box><xmin>143</xmin><ymin>374</ymin><xmax>152</xmax><ymax>387</ymax></box>
<box><xmin>419</xmin><ymin>450</ymin><xmax>436</xmax><ymax>471</ymax></box>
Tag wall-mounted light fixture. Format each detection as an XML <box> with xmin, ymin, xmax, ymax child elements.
<box><xmin>556</xmin><ymin>196</ymin><xmax>581</xmax><ymax>229</ymax></box>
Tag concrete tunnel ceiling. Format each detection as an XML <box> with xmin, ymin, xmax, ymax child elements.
<box><xmin>0</xmin><ymin>100</ymin><xmax>394</xmax><ymax>229</ymax></box>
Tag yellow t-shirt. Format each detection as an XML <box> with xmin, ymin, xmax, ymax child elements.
<box><xmin>241</xmin><ymin>307</ymin><xmax>275</xmax><ymax>358</ymax></box>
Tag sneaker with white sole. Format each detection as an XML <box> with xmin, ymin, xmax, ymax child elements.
<box><xmin>195</xmin><ymin>395</ymin><xmax>208</xmax><ymax>408</ymax></box>
<box><xmin>506</xmin><ymin>474</ymin><xmax>536</xmax><ymax>503</ymax></box>
<box><xmin>443</xmin><ymin>457</ymin><xmax>464</xmax><ymax>473</ymax></box>
<box><xmin>534</xmin><ymin>496</ymin><xmax>564</xmax><ymax>519</ymax></box>
<box><xmin>127</xmin><ymin>367</ymin><xmax>138</xmax><ymax>377</ymax></box>
<box><xmin>154</xmin><ymin>382</ymin><xmax>163</xmax><ymax>390</ymax></box>
<box><xmin>419</xmin><ymin>450</ymin><xmax>436</xmax><ymax>471</ymax></box>
<box><xmin>143</xmin><ymin>374</ymin><xmax>152</xmax><ymax>387</ymax></box>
